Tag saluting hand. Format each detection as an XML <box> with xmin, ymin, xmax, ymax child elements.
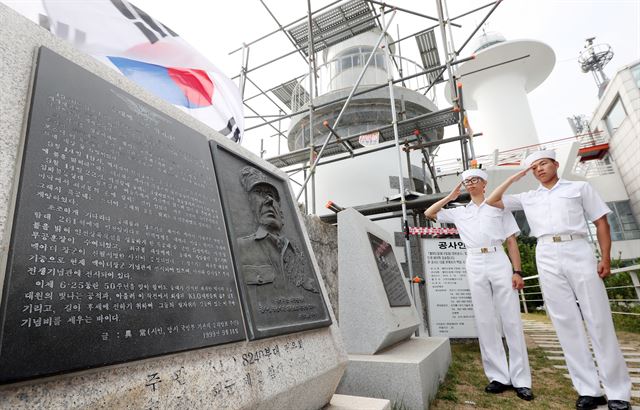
<box><xmin>510</xmin><ymin>166</ymin><xmax>532</xmax><ymax>183</ymax></box>
<box><xmin>597</xmin><ymin>259</ymin><xmax>611</xmax><ymax>279</ymax></box>
<box><xmin>446</xmin><ymin>182</ymin><xmax>463</xmax><ymax>202</ymax></box>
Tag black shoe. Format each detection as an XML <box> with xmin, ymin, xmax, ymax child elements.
<box><xmin>575</xmin><ymin>395</ymin><xmax>607</xmax><ymax>410</ymax></box>
<box><xmin>484</xmin><ymin>380</ymin><xmax>512</xmax><ymax>394</ymax></box>
<box><xmin>515</xmin><ymin>387</ymin><xmax>534</xmax><ymax>401</ymax></box>
<box><xmin>607</xmin><ymin>400</ymin><xmax>631</xmax><ymax>410</ymax></box>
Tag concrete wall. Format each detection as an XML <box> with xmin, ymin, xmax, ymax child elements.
<box><xmin>0</xmin><ymin>6</ymin><xmax>347</xmax><ymax>409</ymax></box>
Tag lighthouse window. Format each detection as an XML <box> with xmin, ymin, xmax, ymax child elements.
<box><xmin>604</xmin><ymin>96</ymin><xmax>626</xmax><ymax>134</ymax></box>
<box><xmin>335</xmin><ymin>46</ymin><xmax>380</xmax><ymax>70</ymax></box>
<box><xmin>375</xmin><ymin>53</ymin><xmax>387</xmax><ymax>70</ymax></box>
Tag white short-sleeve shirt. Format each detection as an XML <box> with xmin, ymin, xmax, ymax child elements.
<box><xmin>502</xmin><ymin>179</ymin><xmax>611</xmax><ymax>238</ymax></box>
<box><xmin>436</xmin><ymin>201</ymin><xmax>520</xmax><ymax>248</ymax></box>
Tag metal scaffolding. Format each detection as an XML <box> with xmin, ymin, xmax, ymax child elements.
<box><xmin>230</xmin><ymin>0</ymin><xmax>504</xmax><ymax>281</ymax></box>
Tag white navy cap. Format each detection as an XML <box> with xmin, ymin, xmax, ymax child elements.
<box><xmin>461</xmin><ymin>169</ymin><xmax>488</xmax><ymax>181</ymax></box>
<box><xmin>524</xmin><ymin>150</ymin><xmax>556</xmax><ymax>167</ymax></box>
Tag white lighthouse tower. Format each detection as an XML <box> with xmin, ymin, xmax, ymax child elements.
<box><xmin>286</xmin><ymin>27</ymin><xmax>442</xmax><ymax>216</ymax></box>
<box><xmin>446</xmin><ymin>32</ymin><xmax>555</xmax><ymax>153</ymax></box>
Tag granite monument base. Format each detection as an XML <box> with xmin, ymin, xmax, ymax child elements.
<box><xmin>326</xmin><ymin>394</ymin><xmax>391</xmax><ymax>410</ymax></box>
<box><xmin>336</xmin><ymin>337</ymin><xmax>451</xmax><ymax>410</ymax></box>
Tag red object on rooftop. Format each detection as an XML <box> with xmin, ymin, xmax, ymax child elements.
<box><xmin>578</xmin><ymin>143</ymin><xmax>609</xmax><ymax>162</ymax></box>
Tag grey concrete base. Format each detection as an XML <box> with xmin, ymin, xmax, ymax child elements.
<box><xmin>325</xmin><ymin>394</ymin><xmax>391</xmax><ymax>410</ymax></box>
<box><xmin>336</xmin><ymin>337</ymin><xmax>451</xmax><ymax>410</ymax></box>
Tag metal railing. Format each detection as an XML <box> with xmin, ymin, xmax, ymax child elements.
<box><xmin>519</xmin><ymin>264</ymin><xmax>640</xmax><ymax>316</ymax></box>
<box><xmin>432</xmin><ymin>130</ymin><xmax>615</xmax><ymax>177</ymax></box>
<box><xmin>573</xmin><ymin>161</ymin><xmax>616</xmax><ymax>178</ymax></box>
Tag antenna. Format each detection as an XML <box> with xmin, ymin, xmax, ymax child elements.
<box><xmin>578</xmin><ymin>37</ymin><xmax>614</xmax><ymax>97</ymax></box>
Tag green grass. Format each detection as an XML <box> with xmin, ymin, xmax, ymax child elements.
<box><xmin>431</xmin><ymin>342</ymin><xmax>577</xmax><ymax>410</ymax></box>
<box><xmin>430</xmin><ymin>314</ymin><xmax>639</xmax><ymax>409</ymax></box>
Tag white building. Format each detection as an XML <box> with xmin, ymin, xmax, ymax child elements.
<box><xmin>589</xmin><ymin>59</ymin><xmax>640</xmax><ymax>250</ymax></box>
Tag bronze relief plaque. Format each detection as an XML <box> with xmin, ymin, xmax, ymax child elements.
<box><xmin>210</xmin><ymin>143</ymin><xmax>331</xmax><ymax>340</ymax></box>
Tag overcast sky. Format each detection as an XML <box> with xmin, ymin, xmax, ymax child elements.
<box><xmin>134</xmin><ymin>0</ymin><xmax>640</xmax><ymax>159</ymax></box>
<box><xmin>6</xmin><ymin>0</ymin><xmax>640</xmax><ymax>160</ymax></box>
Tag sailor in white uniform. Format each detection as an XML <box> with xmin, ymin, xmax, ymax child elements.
<box><xmin>486</xmin><ymin>150</ymin><xmax>632</xmax><ymax>410</ymax></box>
<box><xmin>424</xmin><ymin>168</ymin><xmax>533</xmax><ymax>401</ymax></box>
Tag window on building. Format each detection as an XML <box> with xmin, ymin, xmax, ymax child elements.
<box><xmin>604</xmin><ymin>200</ymin><xmax>640</xmax><ymax>241</ymax></box>
<box><xmin>603</xmin><ymin>96</ymin><xmax>627</xmax><ymax>134</ymax></box>
<box><xmin>631</xmin><ymin>62</ymin><xmax>640</xmax><ymax>89</ymax></box>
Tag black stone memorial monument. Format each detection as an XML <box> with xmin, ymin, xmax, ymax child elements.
<box><xmin>0</xmin><ymin>48</ymin><xmax>247</xmax><ymax>384</ymax></box>
<box><xmin>0</xmin><ymin>47</ymin><xmax>333</xmax><ymax>384</ymax></box>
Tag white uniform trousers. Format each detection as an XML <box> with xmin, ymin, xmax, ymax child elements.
<box><xmin>536</xmin><ymin>238</ymin><xmax>631</xmax><ymax>401</ymax></box>
<box><xmin>466</xmin><ymin>249</ymin><xmax>531</xmax><ymax>388</ymax></box>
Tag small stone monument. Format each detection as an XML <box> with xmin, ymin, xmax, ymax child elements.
<box><xmin>336</xmin><ymin>208</ymin><xmax>451</xmax><ymax>409</ymax></box>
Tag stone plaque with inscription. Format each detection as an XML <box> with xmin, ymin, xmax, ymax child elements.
<box><xmin>0</xmin><ymin>48</ymin><xmax>246</xmax><ymax>384</ymax></box>
<box><xmin>210</xmin><ymin>143</ymin><xmax>331</xmax><ymax>340</ymax></box>
<box><xmin>367</xmin><ymin>233</ymin><xmax>411</xmax><ymax>307</ymax></box>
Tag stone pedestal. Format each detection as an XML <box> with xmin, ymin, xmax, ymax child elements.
<box><xmin>326</xmin><ymin>394</ymin><xmax>391</xmax><ymax>410</ymax></box>
<box><xmin>336</xmin><ymin>209</ymin><xmax>451</xmax><ymax>409</ymax></box>
<box><xmin>336</xmin><ymin>337</ymin><xmax>451</xmax><ymax>410</ymax></box>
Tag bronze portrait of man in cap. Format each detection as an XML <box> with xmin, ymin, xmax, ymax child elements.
<box><xmin>237</xmin><ymin>166</ymin><xmax>318</xmax><ymax>293</ymax></box>
<box><xmin>209</xmin><ymin>142</ymin><xmax>331</xmax><ymax>339</ymax></box>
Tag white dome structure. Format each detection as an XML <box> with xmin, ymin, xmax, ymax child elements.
<box><xmin>446</xmin><ymin>32</ymin><xmax>555</xmax><ymax>152</ymax></box>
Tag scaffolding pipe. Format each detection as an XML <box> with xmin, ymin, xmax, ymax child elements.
<box><xmin>269</xmin><ymin>106</ymin><xmax>463</xmax><ymax>169</ymax></box>
<box><xmin>319</xmin><ymin>192</ymin><xmax>471</xmax><ymax>224</ymax></box>
<box><xmin>232</xmin><ymin>11</ymin><xmax>387</xmax><ymax>80</ymax></box>
<box><xmin>259</xmin><ymin>0</ymin><xmax>310</xmax><ymax>64</ymax></box>
<box><xmin>295</xmin><ymin>9</ymin><xmax>398</xmax><ymax>201</ymax></box>
<box><xmin>380</xmin><ymin>7</ymin><xmax>416</xmax><ymax>294</ymax></box>
<box><xmin>389</xmin><ymin>1</ymin><xmax>496</xmax><ymax>47</ymax></box>
<box><xmin>406</xmin><ymin>133</ymin><xmax>480</xmax><ymax>151</ymax></box>
<box><xmin>449</xmin><ymin>0</ymin><xmax>498</xmax><ymax>21</ymax></box>
<box><xmin>435</xmin><ymin>0</ymin><xmax>458</xmax><ymax>113</ymax></box>
<box><xmin>245</xmin><ymin>75</ymin><xmax>290</xmax><ymax>114</ymax></box>
<box><xmin>277</xmin><ymin>109</ymin><xmax>283</xmax><ymax>155</ymax></box>
<box><xmin>323</xmin><ymin>122</ymin><xmax>355</xmax><ymax>155</ymax></box>
<box><xmin>246</xmin><ymin>55</ymin><xmax>474</xmax><ymax>132</ymax></box>
<box><xmin>366</xmin><ymin>0</ymin><xmax>461</xmax><ymax>26</ymax></box>
<box><xmin>421</xmin><ymin>0</ymin><xmax>502</xmax><ymax>97</ymax></box>
<box><xmin>421</xmin><ymin>158</ymin><xmax>429</xmax><ymax>194</ymax></box>
<box><xmin>457</xmin><ymin>83</ymin><xmax>475</xmax><ymax>162</ymax></box>
<box><xmin>243</xmin><ymin>73</ymin><xmax>305</xmax><ymax>103</ymax></box>
<box><xmin>307</xmin><ymin>0</ymin><xmax>317</xmax><ymax>214</ymax></box>
<box><xmin>239</xmin><ymin>43</ymin><xmax>249</xmax><ymax>98</ymax></box>
<box><xmin>443</xmin><ymin>0</ymin><xmax>457</xmax><ymax>63</ymax></box>
<box><xmin>243</xmin><ymin>101</ymin><xmax>288</xmax><ymax>141</ymax></box>
<box><xmin>421</xmin><ymin>148</ymin><xmax>441</xmax><ymax>193</ymax></box>
<box><xmin>455</xmin><ymin>0</ymin><xmax>503</xmax><ymax>57</ymax></box>
<box><xmin>228</xmin><ymin>0</ymin><xmax>343</xmax><ymax>55</ymax></box>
